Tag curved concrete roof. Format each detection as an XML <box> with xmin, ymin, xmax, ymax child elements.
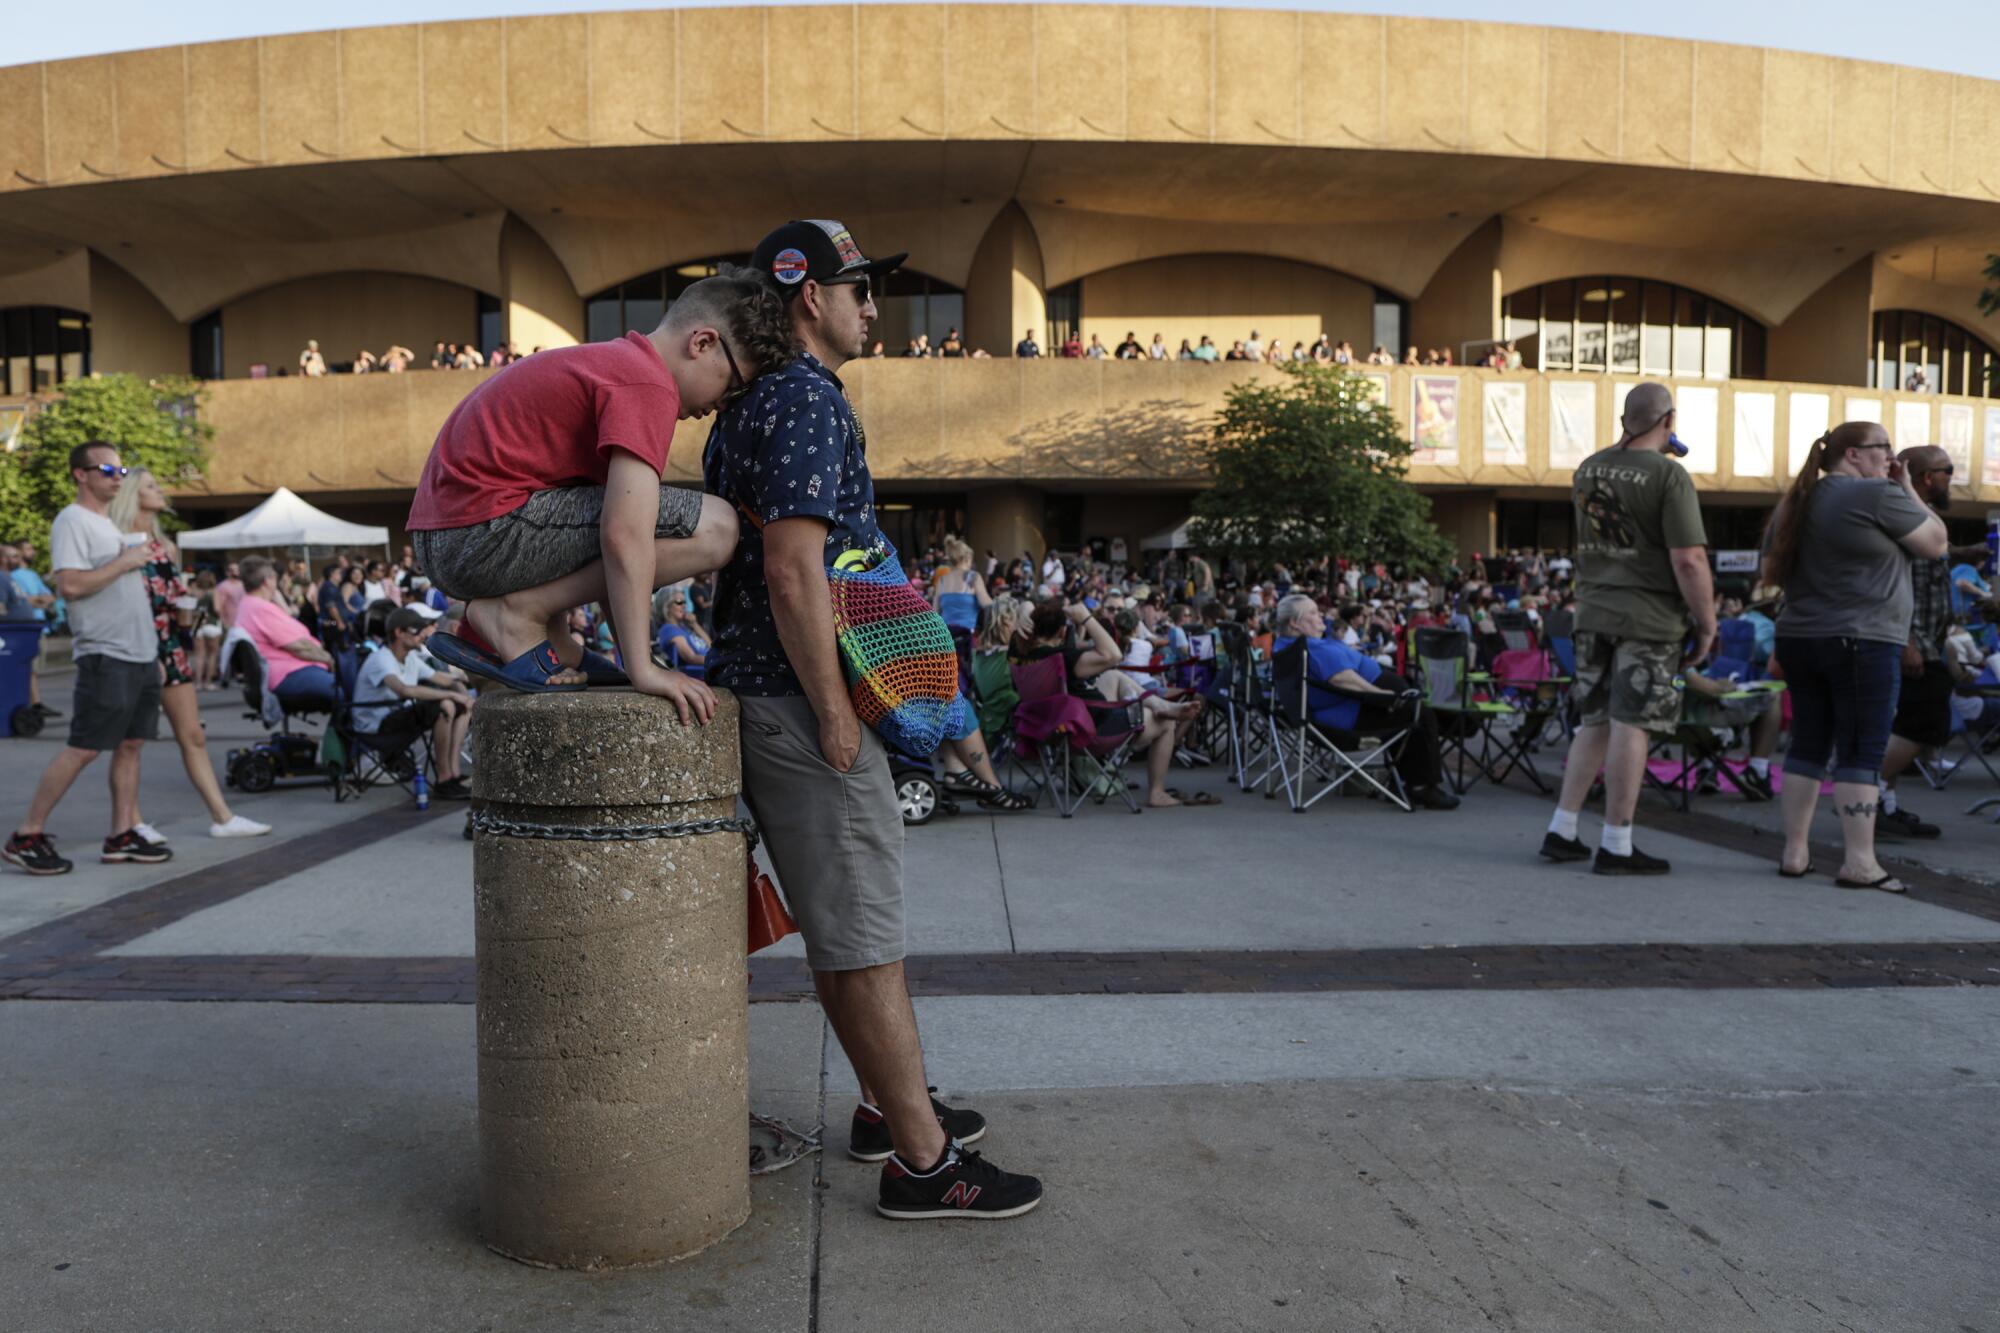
<box><xmin>2</xmin><ymin>7</ymin><xmax>1997</xmax><ymax>323</ymax></box>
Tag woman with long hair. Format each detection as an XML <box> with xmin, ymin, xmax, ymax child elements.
<box><xmin>930</xmin><ymin>535</ymin><xmax>991</xmax><ymax>636</ymax></box>
<box><xmin>1763</xmin><ymin>421</ymin><xmax>1946</xmax><ymax>890</ymax></box>
<box><xmin>106</xmin><ymin>470</ymin><xmax>273</xmax><ymax>841</ymax></box>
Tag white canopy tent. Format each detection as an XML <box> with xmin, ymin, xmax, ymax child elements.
<box><xmin>1141</xmin><ymin>517</ymin><xmax>1196</xmax><ymax>551</ymax></box>
<box><xmin>177</xmin><ymin>487</ymin><xmax>389</xmax><ymax>553</ymax></box>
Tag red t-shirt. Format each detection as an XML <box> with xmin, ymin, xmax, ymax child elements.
<box><xmin>407</xmin><ymin>333</ymin><xmax>680</xmax><ymax>530</ymax></box>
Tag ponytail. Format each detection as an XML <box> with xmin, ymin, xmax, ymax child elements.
<box><xmin>1761</xmin><ymin>421</ymin><xmax>1880</xmax><ymax>589</ymax></box>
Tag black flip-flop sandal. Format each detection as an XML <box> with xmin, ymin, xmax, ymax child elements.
<box><xmin>1777</xmin><ymin>864</ymin><xmax>1814</xmax><ymax>878</ymax></box>
<box><xmin>1834</xmin><ymin>872</ymin><xmax>1907</xmax><ymax>893</ymax></box>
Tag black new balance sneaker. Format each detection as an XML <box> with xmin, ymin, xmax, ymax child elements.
<box><xmin>1593</xmin><ymin>845</ymin><xmax>1670</xmax><ymax>876</ymax></box>
<box><xmin>101</xmin><ymin>830</ymin><xmax>172</xmax><ymax>864</ymax></box>
<box><xmin>849</xmin><ymin>1087</ymin><xmax>987</xmax><ymax>1162</ymax></box>
<box><xmin>878</xmin><ymin>1144</ymin><xmax>1043</xmax><ymax>1221</ymax></box>
<box><xmin>1877</xmin><ymin>807</ymin><xmax>1940</xmax><ymax>839</ymax></box>
<box><xmin>1539</xmin><ymin>832</ymin><xmax>1590</xmax><ymax>862</ymax></box>
<box><xmin>3</xmin><ymin>832</ymin><xmax>71</xmax><ymax>875</ymax></box>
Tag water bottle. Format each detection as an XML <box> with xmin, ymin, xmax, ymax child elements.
<box><xmin>412</xmin><ymin>770</ymin><xmax>428</xmax><ymax>811</ymax></box>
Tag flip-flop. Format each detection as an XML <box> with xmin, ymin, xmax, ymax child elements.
<box><xmin>427</xmin><ymin>633</ymin><xmax>584</xmax><ymax>693</ymax></box>
<box><xmin>1834</xmin><ymin>872</ymin><xmax>1907</xmax><ymax>893</ymax></box>
<box><xmin>457</xmin><ymin>620</ymin><xmax>625</xmax><ymax>687</ymax></box>
<box><xmin>1777</xmin><ymin>864</ymin><xmax>1814</xmax><ymax>879</ymax></box>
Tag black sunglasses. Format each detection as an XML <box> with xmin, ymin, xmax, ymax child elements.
<box><xmin>829</xmin><ymin>276</ymin><xmax>872</xmax><ymax>305</ymax></box>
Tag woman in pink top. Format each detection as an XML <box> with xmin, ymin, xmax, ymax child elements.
<box><xmin>234</xmin><ymin>556</ymin><xmax>338</xmax><ymax>708</ymax></box>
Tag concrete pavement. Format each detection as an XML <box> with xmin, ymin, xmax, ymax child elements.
<box><xmin>1</xmin><ymin>686</ymin><xmax>1997</xmax><ymax>1330</ymax></box>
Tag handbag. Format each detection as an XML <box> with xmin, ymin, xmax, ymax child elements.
<box><xmin>747</xmin><ymin>862</ymin><xmax>796</xmax><ymax>955</ymax></box>
<box><xmin>734</xmin><ymin>501</ymin><xmax>970</xmax><ymax>755</ymax></box>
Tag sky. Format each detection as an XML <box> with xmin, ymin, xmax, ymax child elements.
<box><xmin>7</xmin><ymin>0</ymin><xmax>1999</xmax><ymax>82</ymax></box>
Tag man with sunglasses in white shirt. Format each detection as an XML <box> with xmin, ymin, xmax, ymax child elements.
<box><xmin>5</xmin><ymin>442</ymin><xmax>167</xmax><ymax>875</ymax></box>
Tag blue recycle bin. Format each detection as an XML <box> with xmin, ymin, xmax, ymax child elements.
<box><xmin>0</xmin><ymin>622</ymin><xmax>45</xmax><ymax>738</ymax></box>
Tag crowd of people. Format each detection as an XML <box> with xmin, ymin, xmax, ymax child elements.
<box><xmin>292</xmin><ymin>339</ymin><xmax>548</xmax><ymax>379</ymax></box>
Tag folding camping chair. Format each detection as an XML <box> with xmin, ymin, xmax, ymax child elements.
<box><xmin>1007</xmin><ymin>655</ymin><xmax>1146</xmax><ymax>818</ymax></box>
<box><xmin>1917</xmin><ymin>683</ymin><xmax>2000</xmax><ymax>792</ymax></box>
<box><xmin>328</xmin><ymin>644</ymin><xmax>434</xmax><ymax>802</ymax></box>
<box><xmin>1411</xmin><ymin>627</ymin><xmax>1525</xmax><ymax>794</ymax></box>
<box><xmin>1263</xmin><ymin>638</ymin><xmax>1413</xmax><ymax>812</ymax></box>
<box><xmin>1643</xmin><ymin>680</ymin><xmax>1787</xmax><ymax>811</ymax></box>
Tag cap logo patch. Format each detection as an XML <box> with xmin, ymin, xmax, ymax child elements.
<box><xmin>771</xmin><ymin>248</ymin><xmax>808</xmax><ymax>285</ymax></box>
<box><xmin>829</xmin><ymin>230</ymin><xmax>864</xmax><ymax>267</ymax></box>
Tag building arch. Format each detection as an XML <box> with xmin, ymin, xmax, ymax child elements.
<box><xmin>584</xmin><ymin>256</ymin><xmax>966</xmax><ymax>354</ymax></box>
<box><xmin>1064</xmin><ymin>252</ymin><xmax>1406</xmax><ymax>361</ymax></box>
<box><xmin>201</xmin><ymin>271</ymin><xmax>496</xmax><ymax>380</ymax></box>
<box><xmin>1870</xmin><ymin>309</ymin><xmax>1998</xmax><ymax>398</ymax></box>
<box><xmin>1501</xmin><ymin>277</ymin><xmax>1766</xmax><ymax>380</ymax></box>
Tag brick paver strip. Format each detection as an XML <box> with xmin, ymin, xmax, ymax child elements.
<box><xmin>4</xmin><ymin>941</ymin><xmax>1998</xmax><ymax>1003</ymax></box>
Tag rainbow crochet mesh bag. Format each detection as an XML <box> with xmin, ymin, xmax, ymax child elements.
<box><xmin>828</xmin><ymin>543</ymin><xmax>971</xmax><ymax>755</ymax></box>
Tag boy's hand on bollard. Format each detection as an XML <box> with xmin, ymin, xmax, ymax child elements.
<box><xmin>631</xmin><ymin>664</ymin><xmax>716</xmax><ymax>725</ymax></box>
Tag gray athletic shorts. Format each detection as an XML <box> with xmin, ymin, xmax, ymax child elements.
<box><xmin>412</xmin><ymin>484</ymin><xmax>705</xmax><ymax>602</ymax></box>
<box><xmin>737</xmin><ymin>694</ymin><xmax>906</xmax><ymax>972</ymax></box>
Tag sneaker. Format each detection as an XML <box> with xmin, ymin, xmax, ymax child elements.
<box><xmin>433</xmin><ymin>778</ymin><xmax>472</xmax><ymax>801</ymax></box>
<box><xmin>132</xmin><ymin>822</ymin><xmax>169</xmax><ymax>846</ymax></box>
<box><xmin>1877</xmin><ymin>807</ymin><xmax>1941</xmax><ymax>840</ymax></box>
<box><xmin>1736</xmin><ymin>766</ymin><xmax>1775</xmax><ymax>802</ymax></box>
<box><xmin>1411</xmin><ymin>784</ymin><xmax>1460</xmax><ymax>810</ymax></box>
<box><xmin>1593</xmin><ymin>846</ymin><xmax>1670</xmax><ymax>876</ymax></box>
<box><xmin>1539</xmin><ymin>831</ymin><xmax>1591</xmax><ymax>863</ymax></box>
<box><xmin>3</xmin><ymin>832</ymin><xmax>71</xmax><ymax>875</ymax></box>
<box><xmin>210</xmin><ymin>815</ymin><xmax>272</xmax><ymax>838</ymax></box>
<box><xmin>30</xmin><ymin>702</ymin><xmax>62</xmax><ymax>718</ymax></box>
<box><xmin>850</xmin><ymin>1087</ymin><xmax>987</xmax><ymax>1162</ymax></box>
<box><xmin>877</xmin><ymin>1144</ymin><xmax>1043</xmax><ymax>1221</ymax></box>
<box><xmin>102</xmin><ymin>830</ymin><xmax>172</xmax><ymax>864</ymax></box>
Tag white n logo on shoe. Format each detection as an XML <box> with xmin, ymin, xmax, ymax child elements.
<box><xmin>940</xmin><ymin>1181</ymin><xmax>982</xmax><ymax>1209</ymax></box>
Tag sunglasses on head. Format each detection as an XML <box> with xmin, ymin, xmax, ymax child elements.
<box><xmin>90</xmin><ymin>464</ymin><xmax>129</xmax><ymax>478</ymax></box>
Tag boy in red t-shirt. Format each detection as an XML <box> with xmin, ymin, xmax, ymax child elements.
<box><xmin>410</xmin><ymin>267</ymin><xmax>793</xmax><ymax>721</ymax></box>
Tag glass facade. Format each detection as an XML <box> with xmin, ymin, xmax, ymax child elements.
<box><xmin>0</xmin><ymin>307</ymin><xmax>90</xmax><ymax>395</ymax></box>
<box><xmin>1503</xmin><ymin>279</ymin><xmax>1764</xmax><ymax>380</ymax></box>
<box><xmin>590</xmin><ymin>257</ymin><xmax>965</xmax><ymax>354</ymax></box>
<box><xmin>1869</xmin><ymin>309</ymin><xmax>1997</xmax><ymax>398</ymax></box>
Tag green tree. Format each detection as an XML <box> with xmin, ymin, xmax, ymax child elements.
<box><xmin>1</xmin><ymin>375</ymin><xmax>212</xmax><ymax>553</ymax></box>
<box><xmin>1190</xmin><ymin>363</ymin><xmax>1454</xmax><ymax>575</ymax></box>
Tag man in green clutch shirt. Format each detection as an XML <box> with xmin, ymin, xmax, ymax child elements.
<box><xmin>1540</xmin><ymin>382</ymin><xmax>1715</xmax><ymax>875</ymax></box>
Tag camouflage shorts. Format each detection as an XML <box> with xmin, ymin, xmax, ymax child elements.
<box><xmin>1571</xmin><ymin>632</ymin><xmax>1684</xmax><ymax>732</ymax></box>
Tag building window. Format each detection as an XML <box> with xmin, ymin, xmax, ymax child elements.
<box><xmin>1502</xmin><ymin>279</ymin><xmax>1764</xmax><ymax>380</ymax></box>
<box><xmin>477</xmin><ymin>293</ymin><xmax>503</xmax><ymax>359</ymax></box>
<box><xmin>1</xmin><ymin>306</ymin><xmax>90</xmax><ymax>395</ymax></box>
<box><xmin>586</xmin><ymin>256</ymin><xmax>750</xmax><ymax>343</ymax></box>
<box><xmin>1870</xmin><ymin>309</ymin><xmax>1997</xmax><ymax>397</ymax></box>
<box><xmin>189</xmin><ymin>310</ymin><xmax>224</xmax><ymax>381</ymax></box>
<box><xmin>1045</xmin><ymin>281</ymin><xmax>1081</xmax><ymax>354</ymax></box>
<box><xmin>1372</xmin><ymin>289</ymin><xmax>1408</xmax><ymax>361</ymax></box>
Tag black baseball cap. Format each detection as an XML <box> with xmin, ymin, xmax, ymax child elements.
<box><xmin>750</xmin><ymin>220</ymin><xmax>906</xmax><ymax>300</ymax></box>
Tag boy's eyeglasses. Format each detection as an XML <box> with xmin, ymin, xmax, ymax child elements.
<box><xmin>716</xmin><ymin>338</ymin><xmax>749</xmax><ymax>407</ymax></box>
<box><xmin>90</xmin><ymin>464</ymin><xmax>130</xmax><ymax>478</ymax></box>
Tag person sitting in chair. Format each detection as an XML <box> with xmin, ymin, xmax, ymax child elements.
<box><xmin>1270</xmin><ymin>593</ymin><xmax>1459</xmax><ymax>810</ymax></box>
<box><xmin>354</xmin><ymin>606</ymin><xmax>474</xmax><ymax>798</ymax></box>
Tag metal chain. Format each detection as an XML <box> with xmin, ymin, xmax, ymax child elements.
<box><xmin>471</xmin><ymin>809</ymin><xmax>758</xmax><ymax>852</ymax></box>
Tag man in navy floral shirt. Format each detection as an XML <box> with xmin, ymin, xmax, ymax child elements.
<box><xmin>705</xmin><ymin>221</ymin><xmax>1043</xmax><ymax>1222</ymax></box>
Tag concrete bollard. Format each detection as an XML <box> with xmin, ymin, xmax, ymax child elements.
<box><xmin>471</xmin><ymin>688</ymin><xmax>749</xmax><ymax>1270</ymax></box>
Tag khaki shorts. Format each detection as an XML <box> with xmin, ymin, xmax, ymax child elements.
<box><xmin>1572</xmin><ymin>632</ymin><xmax>1684</xmax><ymax>733</ymax></box>
<box><xmin>737</xmin><ymin>694</ymin><xmax>906</xmax><ymax>972</ymax></box>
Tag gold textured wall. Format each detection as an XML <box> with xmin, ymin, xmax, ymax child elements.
<box><xmin>9</xmin><ymin>10</ymin><xmax>1997</xmax><ymax>202</ymax></box>
<box><xmin>186</xmin><ymin>360</ymin><xmax>2000</xmax><ymax>507</ymax></box>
